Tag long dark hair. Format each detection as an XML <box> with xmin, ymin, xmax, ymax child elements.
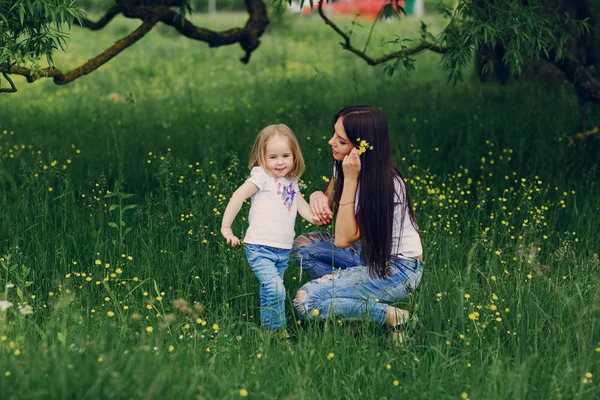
<box><xmin>332</xmin><ymin>106</ymin><xmax>418</xmax><ymax>278</ymax></box>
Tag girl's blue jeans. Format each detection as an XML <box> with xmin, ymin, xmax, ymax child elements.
<box><xmin>292</xmin><ymin>232</ymin><xmax>423</xmax><ymax>325</ymax></box>
<box><xmin>246</xmin><ymin>244</ymin><xmax>291</xmax><ymax>331</ymax></box>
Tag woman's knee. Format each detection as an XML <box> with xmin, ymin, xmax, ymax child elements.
<box><xmin>293</xmin><ymin>234</ymin><xmax>312</xmax><ymax>249</ymax></box>
<box><xmin>291</xmin><ymin>235</ymin><xmax>310</xmax><ymax>263</ymax></box>
<box><xmin>294</xmin><ymin>289</ymin><xmax>309</xmax><ymax>318</ymax></box>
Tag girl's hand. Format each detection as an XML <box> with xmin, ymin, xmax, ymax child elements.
<box><xmin>309</xmin><ymin>191</ymin><xmax>332</xmax><ymax>225</ymax></box>
<box><xmin>342</xmin><ymin>148</ymin><xmax>361</xmax><ymax>180</ymax></box>
<box><xmin>312</xmin><ymin>214</ymin><xmax>325</xmax><ymax>226</ymax></box>
<box><xmin>221</xmin><ymin>227</ymin><xmax>240</xmax><ymax>247</ymax></box>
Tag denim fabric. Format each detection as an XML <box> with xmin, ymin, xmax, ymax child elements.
<box><xmin>246</xmin><ymin>244</ymin><xmax>291</xmax><ymax>331</ymax></box>
<box><xmin>291</xmin><ymin>232</ymin><xmax>363</xmax><ymax>279</ymax></box>
<box><xmin>292</xmin><ymin>233</ymin><xmax>423</xmax><ymax>325</ymax></box>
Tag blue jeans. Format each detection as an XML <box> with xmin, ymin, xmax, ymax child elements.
<box><xmin>292</xmin><ymin>232</ymin><xmax>423</xmax><ymax>325</ymax></box>
<box><xmin>246</xmin><ymin>244</ymin><xmax>291</xmax><ymax>331</ymax></box>
<box><xmin>291</xmin><ymin>232</ymin><xmax>363</xmax><ymax>279</ymax></box>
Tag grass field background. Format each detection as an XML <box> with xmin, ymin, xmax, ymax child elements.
<box><xmin>0</xmin><ymin>8</ymin><xmax>599</xmax><ymax>399</ymax></box>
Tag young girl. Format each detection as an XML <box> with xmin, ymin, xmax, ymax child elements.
<box><xmin>221</xmin><ymin>124</ymin><xmax>319</xmax><ymax>332</ymax></box>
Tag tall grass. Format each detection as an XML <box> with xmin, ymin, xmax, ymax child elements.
<box><xmin>0</xmin><ymin>11</ymin><xmax>599</xmax><ymax>399</ymax></box>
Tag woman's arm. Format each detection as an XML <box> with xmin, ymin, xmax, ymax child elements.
<box><xmin>220</xmin><ymin>181</ymin><xmax>259</xmax><ymax>247</ymax></box>
<box><xmin>334</xmin><ymin>149</ymin><xmax>361</xmax><ymax>247</ymax></box>
<box><xmin>334</xmin><ymin>177</ymin><xmax>360</xmax><ymax>247</ymax></box>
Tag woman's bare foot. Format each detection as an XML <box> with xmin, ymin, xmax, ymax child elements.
<box><xmin>386</xmin><ymin>306</ymin><xmax>418</xmax><ymax>347</ymax></box>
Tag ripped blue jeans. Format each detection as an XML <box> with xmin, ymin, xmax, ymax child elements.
<box><xmin>291</xmin><ymin>232</ymin><xmax>363</xmax><ymax>279</ymax></box>
<box><xmin>292</xmin><ymin>232</ymin><xmax>423</xmax><ymax>325</ymax></box>
<box><xmin>246</xmin><ymin>244</ymin><xmax>291</xmax><ymax>331</ymax></box>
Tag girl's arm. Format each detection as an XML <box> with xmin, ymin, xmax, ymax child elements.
<box><xmin>309</xmin><ymin>177</ymin><xmax>334</xmax><ymax>224</ymax></box>
<box><xmin>334</xmin><ymin>149</ymin><xmax>361</xmax><ymax>248</ymax></box>
<box><xmin>297</xmin><ymin>194</ymin><xmax>322</xmax><ymax>225</ymax></box>
<box><xmin>220</xmin><ymin>182</ymin><xmax>260</xmax><ymax>247</ymax></box>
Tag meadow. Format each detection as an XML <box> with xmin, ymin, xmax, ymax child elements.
<box><xmin>0</xmin><ymin>7</ymin><xmax>599</xmax><ymax>399</ymax></box>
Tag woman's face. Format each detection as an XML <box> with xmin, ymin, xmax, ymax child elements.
<box><xmin>328</xmin><ymin>117</ymin><xmax>354</xmax><ymax>161</ymax></box>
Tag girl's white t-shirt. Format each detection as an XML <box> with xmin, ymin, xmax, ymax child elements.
<box><xmin>333</xmin><ymin>166</ymin><xmax>422</xmax><ymax>258</ymax></box>
<box><xmin>244</xmin><ymin>167</ymin><xmax>300</xmax><ymax>249</ymax></box>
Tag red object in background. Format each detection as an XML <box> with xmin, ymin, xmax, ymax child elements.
<box><xmin>303</xmin><ymin>0</ymin><xmax>405</xmax><ymax>20</ymax></box>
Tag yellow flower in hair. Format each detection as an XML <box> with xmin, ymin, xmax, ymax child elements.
<box><xmin>356</xmin><ymin>138</ymin><xmax>373</xmax><ymax>155</ymax></box>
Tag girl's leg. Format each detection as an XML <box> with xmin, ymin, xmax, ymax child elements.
<box><xmin>246</xmin><ymin>246</ymin><xmax>287</xmax><ymax>331</ymax></box>
<box><xmin>291</xmin><ymin>232</ymin><xmax>362</xmax><ymax>279</ymax></box>
<box><xmin>275</xmin><ymin>249</ymin><xmax>291</xmax><ymax>280</ymax></box>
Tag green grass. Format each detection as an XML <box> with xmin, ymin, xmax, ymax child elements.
<box><xmin>1</xmin><ymin>10</ymin><xmax>600</xmax><ymax>399</ymax></box>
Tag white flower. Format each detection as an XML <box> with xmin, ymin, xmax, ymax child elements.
<box><xmin>0</xmin><ymin>300</ymin><xmax>13</xmax><ymax>311</ymax></box>
<box><xmin>5</xmin><ymin>283</ymin><xmax>14</xmax><ymax>289</ymax></box>
<box><xmin>18</xmin><ymin>305</ymin><xmax>33</xmax><ymax>315</ymax></box>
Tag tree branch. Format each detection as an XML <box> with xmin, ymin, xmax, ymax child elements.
<box><xmin>317</xmin><ymin>0</ymin><xmax>447</xmax><ymax>66</ymax></box>
<box><xmin>567</xmin><ymin>125</ymin><xmax>600</xmax><ymax>144</ymax></box>
<box><xmin>74</xmin><ymin>4</ymin><xmax>124</xmax><ymax>30</ymax></box>
<box><xmin>4</xmin><ymin>19</ymin><xmax>157</xmax><ymax>84</ymax></box>
<box><xmin>0</xmin><ymin>72</ymin><xmax>17</xmax><ymax>93</ymax></box>
<box><xmin>1</xmin><ymin>0</ymin><xmax>269</xmax><ymax>92</ymax></box>
<box><xmin>148</xmin><ymin>0</ymin><xmax>268</xmax><ymax>63</ymax></box>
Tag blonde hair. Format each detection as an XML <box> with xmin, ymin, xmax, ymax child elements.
<box><xmin>249</xmin><ymin>124</ymin><xmax>305</xmax><ymax>180</ymax></box>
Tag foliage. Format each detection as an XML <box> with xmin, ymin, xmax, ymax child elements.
<box><xmin>437</xmin><ymin>0</ymin><xmax>591</xmax><ymax>83</ymax></box>
<box><xmin>0</xmin><ymin>0</ymin><xmax>84</xmax><ymax>68</ymax></box>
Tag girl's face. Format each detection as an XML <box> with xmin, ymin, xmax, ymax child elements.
<box><xmin>328</xmin><ymin>117</ymin><xmax>354</xmax><ymax>161</ymax></box>
<box><xmin>264</xmin><ymin>134</ymin><xmax>294</xmax><ymax>178</ymax></box>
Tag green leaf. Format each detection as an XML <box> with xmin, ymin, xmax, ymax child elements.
<box><xmin>57</xmin><ymin>332</ymin><xmax>66</xmax><ymax>344</ymax></box>
<box><xmin>122</xmin><ymin>204</ymin><xmax>137</xmax><ymax>212</ymax></box>
<box><xmin>153</xmin><ymin>280</ymin><xmax>161</xmax><ymax>298</ymax></box>
<box><xmin>18</xmin><ymin>5</ymin><xmax>24</xmax><ymax>26</ymax></box>
<box><xmin>109</xmin><ymin>204</ymin><xmax>119</xmax><ymax>212</ymax></box>
<box><xmin>108</xmin><ymin>222</ymin><xmax>118</xmax><ymax>229</ymax></box>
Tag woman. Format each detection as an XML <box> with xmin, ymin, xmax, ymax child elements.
<box><xmin>292</xmin><ymin>105</ymin><xmax>423</xmax><ymax>343</ymax></box>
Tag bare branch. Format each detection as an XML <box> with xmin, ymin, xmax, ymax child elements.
<box><xmin>74</xmin><ymin>4</ymin><xmax>124</xmax><ymax>30</ymax></box>
<box><xmin>568</xmin><ymin>125</ymin><xmax>600</xmax><ymax>144</ymax></box>
<box><xmin>0</xmin><ymin>72</ymin><xmax>17</xmax><ymax>93</ymax></box>
<box><xmin>1</xmin><ymin>0</ymin><xmax>269</xmax><ymax>92</ymax></box>
<box><xmin>151</xmin><ymin>0</ymin><xmax>269</xmax><ymax>63</ymax></box>
<box><xmin>317</xmin><ymin>0</ymin><xmax>447</xmax><ymax>66</ymax></box>
<box><xmin>4</xmin><ymin>19</ymin><xmax>157</xmax><ymax>85</ymax></box>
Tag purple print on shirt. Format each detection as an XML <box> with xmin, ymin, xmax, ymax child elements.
<box><xmin>277</xmin><ymin>181</ymin><xmax>296</xmax><ymax>211</ymax></box>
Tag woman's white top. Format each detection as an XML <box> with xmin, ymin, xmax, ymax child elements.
<box><xmin>333</xmin><ymin>166</ymin><xmax>422</xmax><ymax>257</ymax></box>
<box><xmin>244</xmin><ymin>167</ymin><xmax>300</xmax><ymax>249</ymax></box>
<box><xmin>391</xmin><ymin>176</ymin><xmax>422</xmax><ymax>258</ymax></box>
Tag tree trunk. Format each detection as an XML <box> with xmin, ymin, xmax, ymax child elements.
<box><xmin>474</xmin><ymin>42</ymin><xmax>510</xmax><ymax>84</ymax></box>
<box><xmin>472</xmin><ymin>0</ymin><xmax>511</xmax><ymax>84</ymax></box>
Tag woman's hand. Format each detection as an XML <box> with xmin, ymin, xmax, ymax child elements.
<box><xmin>309</xmin><ymin>191</ymin><xmax>332</xmax><ymax>225</ymax></box>
<box><xmin>342</xmin><ymin>148</ymin><xmax>361</xmax><ymax>180</ymax></box>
